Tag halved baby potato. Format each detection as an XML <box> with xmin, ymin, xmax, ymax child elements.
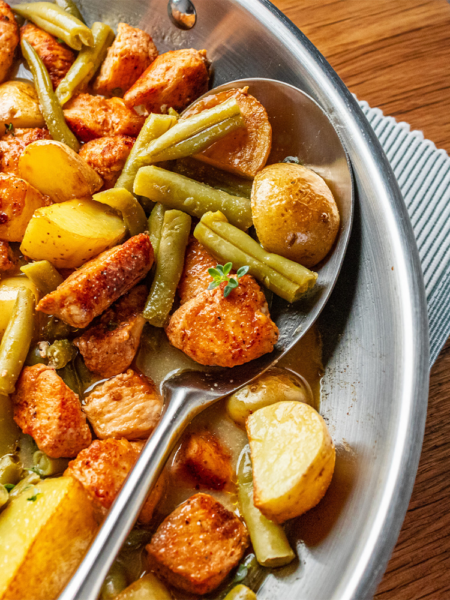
<box><xmin>182</xmin><ymin>87</ymin><xmax>272</xmax><ymax>178</ymax></box>
<box><xmin>19</xmin><ymin>140</ymin><xmax>103</xmax><ymax>203</ymax></box>
<box><xmin>0</xmin><ymin>81</ymin><xmax>45</xmax><ymax>130</ymax></box>
<box><xmin>20</xmin><ymin>199</ymin><xmax>126</xmax><ymax>269</ymax></box>
<box><xmin>247</xmin><ymin>401</ymin><xmax>335</xmax><ymax>523</ymax></box>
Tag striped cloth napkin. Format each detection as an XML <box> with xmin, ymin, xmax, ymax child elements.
<box><xmin>359</xmin><ymin>100</ymin><xmax>450</xmax><ymax>365</ymax></box>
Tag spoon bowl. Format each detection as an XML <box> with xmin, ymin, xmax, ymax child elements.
<box><xmin>59</xmin><ymin>78</ymin><xmax>353</xmax><ymax>600</ymax></box>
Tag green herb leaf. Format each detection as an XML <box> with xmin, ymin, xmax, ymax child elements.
<box><xmin>237</xmin><ymin>266</ymin><xmax>249</xmax><ymax>278</ymax></box>
<box><xmin>56</xmin><ymin>37</ymin><xmax>65</xmax><ymax>44</ymax></box>
<box><xmin>223</xmin><ymin>262</ymin><xmax>233</xmax><ymax>275</ymax></box>
<box><xmin>208</xmin><ymin>263</ymin><xmax>249</xmax><ymax>298</ymax></box>
<box><xmin>5</xmin><ymin>122</ymin><xmax>14</xmax><ymax>136</ymax></box>
<box><xmin>4</xmin><ymin>484</ymin><xmax>14</xmax><ymax>491</ymax></box>
<box><xmin>27</xmin><ymin>492</ymin><xmax>42</xmax><ymax>502</ymax></box>
<box><xmin>282</xmin><ymin>155</ymin><xmax>300</xmax><ymax>164</ymax></box>
<box><xmin>207</xmin><ymin>280</ymin><xmax>221</xmax><ymax>290</ymax></box>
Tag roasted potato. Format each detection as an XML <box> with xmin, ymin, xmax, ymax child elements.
<box><xmin>247</xmin><ymin>401</ymin><xmax>335</xmax><ymax>523</ymax></box>
<box><xmin>0</xmin><ymin>275</ymin><xmax>39</xmax><ymax>338</ymax></box>
<box><xmin>0</xmin><ymin>81</ymin><xmax>45</xmax><ymax>130</ymax></box>
<box><xmin>251</xmin><ymin>163</ymin><xmax>340</xmax><ymax>268</ymax></box>
<box><xmin>115</xmin><ymin>573</ymin><xmax>172</xmax><ymax>600</ymax></box>
<box><xmin>182</xmin><ymin>87</ymin><xmax>272</xmax><ymax>178</ymax></box>
<box><xmin>0</xmin><ymin>476</ymin><xmax>97</xmax><ymax>600</ymax></box>
<box><xmin>226</xmin><ymin>367</ymin><xmax>313</xmax><ymax>427</ymax></box>
<box><xmin>0</xmin><ymin>173</ymin><xmax>49</xmax><ymax>242</ymax></box>
<box><xmin>18</xmin><ymin>140</ymin><xmax>103</xmax><ymax>203</ymax></box>
<box><xmin>20</xmin><ymin>198</ymin><xmax>126</xmax><ymax>269</ymax></box>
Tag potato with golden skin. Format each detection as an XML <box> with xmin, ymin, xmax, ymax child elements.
<box><xmin>79</xmin><ymin>135</ymin><xmax>135</xmax><ymax>190</ymax></box>
<box><xmin>146</xmin><ymin>493</ymin><xmax>249</xmax><ymax>595</ymax></box>
<box><xmin>93</xmin><ymin>23</ymin><xmax>158</xmax><ymax>96</ymax></box>
<box><xmin>0</xmin><ymin>1</ymin><xmax>19</xmax><ymax>84</ymax></box>
<box><xmin>0</xmin><ymin>173</ymin><xmax>49</xmax><ymax>242</ymax></box>
<box><xmin>252</xmin><ymin>162</ymin><xmax>340</xmax><ymax>268</ymax></box>
<box><xmin>0</xmin><ymin>128</ymin><xmax>51</xmax><ymax>176</ymax></box>
<box><xmin>124</xmin><ymin>48</ymin><xmax>209</xmax><ymax>114</ymax></box>
<box><xmin>12</xmin><ymin>364</ymin><xmax>92</xmax><ymax>459</ymax></box>
<box><xmin>0</xmin><ymin>82</ymin><xmax>45</xmax><ymax>130</ymax></box>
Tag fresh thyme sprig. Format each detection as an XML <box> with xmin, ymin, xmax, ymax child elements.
<box><xmin>208</xmin><ymin>263</ymin><xmax>249</xmax><ymax>298</ymax></box>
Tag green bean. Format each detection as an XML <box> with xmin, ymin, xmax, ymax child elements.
<box><xmin>57</xmin><ymin>22</ymin><xmax>115</xmax><ymax>106</ymax></box>
<box><xmin>134</xmin><ymin>166</ymin><xmax>252</xmax><ymax>231</ymax></box>
<box><xmin>0</xmin><ymin>484</ymin><xmax>9</xmax><ymax>509</ymax></box>
<box><xmin>144</xmin><ymin>210</ymin><xmax>191</xmax><ymax>327</ymax></box>
<box><xmin>18</xmin><ymin>434</ymin><xmax>38</xmax><ymax>471</ymax></box>
<box><xmin>55</xmin><ymin>0</ymin><xmax>85</xmax><ymax>23</ymax></box>
<box><xmin>0</xmin><ymin>287</ymin><xmax>35</xmax><ymax>396</ymax></box>
<box><xmin>0</xmin><ymin>455</ymin><xmax>22</xmax><ymax>485</ymax></box>
<box><xmin>0</xmin><ymin>396</ymin><xmax>21</xmax><ymax>457</ymax></box>
<box><xmin>238</xmin><ymin>446</ymin><xmax>295</xmax><ymax>567</ymax></box>
<box><xmin>47</xmin><ymin>339</ymin><xmax>76</xmax><ymax>369</ymax></box>
<box><xmin>194</xmin><ymin>211</ymin><xmax>318</xmax><ymax>303</ymax></box>
<box><xmin>21</xmin><ymin>40</ymin><xmax>80</xmax><ymax>152</ymax></box>
<box><xmin>224</xmin><ymin>585</ymin><xmax>257</xmax><ymax>600</ymax></box>
<box><xmin>74</xmin><ymin>354</ymin><xmax>97</xmax><ymax>397</ymax></box>
<box><xmin>115</xmin><ymin>113</ymin><xmax>177</xmax><ymax>194</ymax></box>
<box><xmin>9</xmin><ymin>472</ymin><xmax>40</xmax><ymax>500</ymax></box>
<box><xmin>13</xmin><ymin>3</ymin><xmax>93</xmax><ymax>50</ymax></box>
<box><xmin>148</xmin><ymin>203</ymin><xmax>166</xmax><ymax>260</ymax></box>
<box><xmin>42</xmin><ymin>315</ymin><xmax>73</xmax><ymax>342</ymax></box>
<box><xmin>100</xmin><ymin>561</ymin><xmax>128</xmax><ymax>600</ymax></box>
<box><xmin>58</xmin><ymin>361</ymin><xmax>82</xmax><ymax>396</ymax></box>
<box><xmin>33</xmin><ymin>451</ymin><xmax>69</xmax><ymax>476</ymax></box>
<box><xmin>21</xmin><ymin>260</ymin><xmax>63</xmax><ymax>296</ymax></box>
<box><xmin>174</xmin><ymin>157</ymin><xmax>253</xmax><ymax>199</ymax></box>
<box><xmin>93</xmin><ymin>188</ymin><xmax>147</xmax><ymax>237</ymax></box>
<box><xmin>25</xmin><ymin>344</ymin><xmax>47</xmax><ymax>366</ymax></box>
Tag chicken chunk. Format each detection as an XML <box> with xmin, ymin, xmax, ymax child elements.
<box><xmin>175</xmin><ymin>431</ymin><xmax>232</xmax><ymax>490</ymax></box>
<box><xmin>37</xmin><ymin>233</ymin><xmax>153</xmax><ymax>329</ymax></box>
<box><xmin>146</xmin><ymin>493</ymin><xmax>249</xmax><ymax>595</ymax></box>
<box><xmin>93</xmin><ymin>23</ymin><xmax>158</xmax><ymax>96</ymax></box>
<box><xmin>78</xmin><ymin>135</ymin><xmax>135</xmax><ymax>189</ymax></box>
<box><xmin>124</xmin><ymin>49</ymin><xmax>209</xmax><ymax>114</ymax></box>
<box><xmin>12</xmin><ymin>364</ymin><xmax>92</xmax><ymax>458</ymax></box>
<box><xmin>0</xmin><ymin>2</ymin><xmax>19</xmax><ymax>84</ymax></box>
<box><xmin>166</xmin><ymin>275</ymin><xmax>279</xmax><ymax>367</ymax></box>
<box><xmin>20</xmin><ymin>23</ymin><xmax>75</xmax><ymax>89</ymax></box>
<box><xmin>66</xmin><ymin>438</ymin><xmax>166</xmax><ymax>522</ymax></box>
<box><xmin>178</xmin><ymin>236</ymin><xmax>217</xmax><ymax>305</ymax></box>
<box><xmin>63</xmin><ymin>94</ymin><xmax>144</xmax><ymax>142</ymax></box>
<box><xmin>0</xmin><ymin>127</ymin><xmax>51</xmax><ymax>175</ymax></box>
<box><xmin>0</xmin><ymin>240</ymin><xmax>14</xmax><ymax>271</ymax></box>
<box><xmin>73</xmin><ymin>285</ymin><xmax>146</xmax><ymax>377</ymax></box>
<box><xmin>83</xmin><ymin>369</ymin><xmax>162</xmax><ymax>440</ymax></box>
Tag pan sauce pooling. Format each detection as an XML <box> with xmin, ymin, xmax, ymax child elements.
<box><xmin>0</xmin><ymin>2</ymin><xmax>338</xmax><ymax>598</ymax></box>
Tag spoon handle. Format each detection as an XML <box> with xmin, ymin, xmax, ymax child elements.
<box><xmin>59</xmin><ymin>387</ymin><xmax>195</xmax><ymax>600</ymax></box>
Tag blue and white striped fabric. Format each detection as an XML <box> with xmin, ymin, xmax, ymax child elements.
<box><xmin>359</xmin><ymin>100</ymin><xmax>450</xmax><ymax>365</ymax></box>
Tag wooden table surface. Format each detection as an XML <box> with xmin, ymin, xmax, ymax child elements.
<box><xmin>270</xmin><ymin>1</ymin><xmax>450</xmax><ymax>598</ymax></box>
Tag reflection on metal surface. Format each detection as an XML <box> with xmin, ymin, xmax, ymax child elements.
<box><xmin>167</xmin><ymin>0</ymin><xmax>196</xmax><ymax>29</ymax></box>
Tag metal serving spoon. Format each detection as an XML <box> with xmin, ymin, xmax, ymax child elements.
<box><xmin>167</xmin><ymin>0</ymin><xmax>197</xmax><ymax>30</ymax></box>
<box><xmin>59</xmin><ymin>78</ymin><xmax>353</xmax><ymax>600</ymax></box>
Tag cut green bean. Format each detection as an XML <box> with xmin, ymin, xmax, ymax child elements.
<box><xmin>0</xmin><ymin>396</ymin><xmax>21</xmax><ymax>457</ymax></box>
<box><xmin>0</xmin><ymin>455</ymin><xmax>22</xmax><ymax>486</ymax></box>
<box><xmin>100</xmin><ymin>561</ymin><xmax>128</xmax><ymax>600</ymax></box>
<box><xmin>115</xmin><ymin>113</ymin><xmax>177</xmax><ymax>194</ymax></box>
<box><xmin>33</xmin><ymin>451</ymin><xmax>69</xmax><ymax>476</ymax></box>
<box><xmin>148</xmin><ymin>203</ymin><xmax>166</xmax><ymax>260</ymax></box>
<box><xmin>55</xmin><ymin>0</ymin><xmax>85</xmax><ymax>23</ymax></box>
<box><xmin>93</xmin><ymin>188</ymin><xmax>148</xmax><ymax>237</ymax></box>
<box><xmin>18</xmin><ymin>434</ymin><xmax>38</xmax><ymax>471</ymax></box>
<box><xmin>42</xmin><ymin>315</ymin><xmax>73</xmax><ymax>342</ymax></box>
<box><xmin>21</xmin><ymin>39</ymin><xmax>80</xmax><ymax>152</ymax></box>
<box><xmin>57</xmin><ymin>22</ymin><xmax>115</xmax><ymax>106</ymax></box>
<box><xmin>0</xmin><ymin>484</ymin><xmax>9</xmax><ymax>509</ymax></box>
<box><xmin>58</xmin><ymin>361</ymin><xmax>82</xmax><ymax>396</ymax></box>
<box><xmin>174</xmin><ymin>157</ymin><xmax>253</xmax><ymax>198</ymax></box>
<box><xmin>139</xmin><ymin>97</ymin><xmax>244</xmax><ymax>163</ymax></box>
<box><xmin>25</xmin><ymin>344</ymin><xmax>48</xmax><ymax>367</ymax></box>
<box><xmin>13</xmin><ymin>3</ymin><xmax>93</xmax><ymax>50</ymax></box>
<box><xmin>194</xmin><ymin>211</ymin><xmax>318</xmax><ymax>303</ymax></box>
<box><xmin>134</xmin><ymin>166</ymin><xmax>252</xmax><ymax>230</ymax></box>
<box><xmin>238</xmin><ymin>446</ymin><xmax>295</xmax><ymax>567</ymax></box>
<box><xmin>224</xmin><ymin>585</ymin><xmax>257</xmax><ymax>600</ymax></box>
<box><xmin>47</xmin><ymin>339</ymin><xmax>76</xmax><ymax>369</ymax></box>
<box><xmin>21</xmin><ymin>260</ymin><xmax>63</xmax><ymax>296</ymax></box>
<box><xmin>9</xmin><ymin>472</ymin><xmax>40</xmax><ymax>500</ymax></box>
<box><xmin>144</xmin><ymin>210</ymin><xmax>191</xmax><ymax>327</ymax></box>
<box><xmin>0</xmin><ymin>287</ymin><xmax>35</xmax><ymax>396</ymax></box>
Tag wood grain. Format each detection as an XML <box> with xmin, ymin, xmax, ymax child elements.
<box><xmin>270</xmin><ymin>0</ymin><xmax>450</xmax><ymax>597</ymax></box>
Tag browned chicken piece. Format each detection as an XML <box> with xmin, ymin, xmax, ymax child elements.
<box><xmin>78</xmin><ymin>135</ymin><xmax>135</xmax><ymax>189</ymax></box>
<box><xmin>0</xmin><ymin>239</ymin><xmax>14</xmax><ymax>270</ymax></box>
<box><xmin>0</xmin><ymin>127</ymin><xmax>51</xmax><ymax>175</ymax></box>
<box><xmin>175</xmin><ymin>430</ymin><xmax>232</xmax><ymax>490</ymax></box>
<box><xmin>73</xmin><ymin>285</ymin><xmax>146</xmax><ymax>377</ymax></box>
<box><xmin>20</xmin><ymin>23</ymin><xmax>75</xmax><ymax>89</ymax></box>
<box><xmin>63</xmin><ymin>94</ymin><xmax>145</xmax><ymax>142</ymax></box>
<box><xmin>37</xmin><ymin>233</ymin><xmax>153</xmax><ymax>329</ymax></box>
<box><xmin>0</xmin><ymin>2</ymin><xmax>19</xmax><ymax>84</ymax></box>
<box><xmin>66</xmin><ymin>438</ymin><xmax>166</xmax><ymax>522</ymax></box>
<box><xmin>83</xmin><ymin>369</ymin><xmax>162</xmax><ymax>440</ymax></box>
<box><xmin>93</xmin><ymin>23</ymin><xmax>158</xmax><ymax>96</ymax></box>
<box><xmin>124</xmin><ymin>48</ymin><xmax>209</xmax><ymax>114</ymax></box>
<box><xmin>166</xmin><ymin>275</ymin><xmax>279</xmax><ymax>367</ymax></box>
<box><xmin>178</xmin><ymin>236</ymin><xmax>217</xmax><ymax>305</ymax></box>
<box><xmin>12</xmin><ymin>364</ymin><xmax>92</xmax><ymax>458</ymax></box>
<box><xmin>147</xmin><ymin>493</ymin><xmax>249</xmax><ymax>595</ymax></box>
